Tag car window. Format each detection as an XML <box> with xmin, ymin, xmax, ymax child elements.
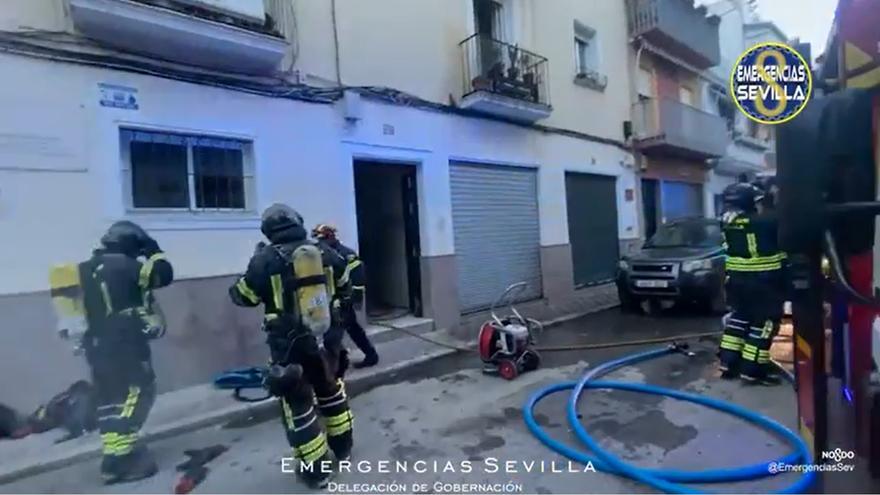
<box><xmin>645</xmin><ymin>221</ymin><xmax>721</xmax><ymax>248</ymax></box>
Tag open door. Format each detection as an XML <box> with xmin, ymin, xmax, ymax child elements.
<box><xmin>354</xmin><ymin>161</ymin><xmax>423</xmax><ymax>319</ymax></box>
<box><xmin>402</xmin><ymin>172</ymin><xmax>423</xmax><ymax>316</ymax></box>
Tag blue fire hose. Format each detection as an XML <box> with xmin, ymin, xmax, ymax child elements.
<box><xmin>524</xmin><ymin>346</ymin><xmax>815</xmax><ymax>494</ymax></box>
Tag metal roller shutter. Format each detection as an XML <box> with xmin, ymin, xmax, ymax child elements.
<box><xmin>565</xmin><ymin>172</ymin><xmax>620</xmax><ymax>287</ymax></box>
<box><xmin>450</xmin><ymin>162</ymin><xmax>542</xmax><ymax>313</ymax></box>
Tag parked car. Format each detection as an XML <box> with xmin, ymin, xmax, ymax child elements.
<box><xmin>616</xmin><ymin>217</ymin><xmax>726</xmax><ymax>313</ymax></box>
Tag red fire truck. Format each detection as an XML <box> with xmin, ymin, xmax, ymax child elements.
<box><xmin>778</xmin><ymin>0</ymin><xmax>880</xmax><ymax>489</ymax></box>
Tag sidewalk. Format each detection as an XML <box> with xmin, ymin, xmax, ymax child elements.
<box><xmin>0</xmin><ymin>329</ymin><xmax>465</xmax><ymax>485</ymax></box>
<box><xmin>0</xmin><ymin>299</ymin><xmax>617</xmax><ymax>485</ymax></box>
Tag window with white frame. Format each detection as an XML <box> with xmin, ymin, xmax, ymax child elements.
<box><xmin>120</xmin><ymin>129</ymin><xmax>254</xmax><ymax>211</ymax></box>
<box><xmin>637</xmin><ymin>66</ymin><xmax>654</xmax><ymax>98</ymax></box>
<box><xmin>573</xmin><ymin>22</ymin><xmax>599</xmax><ymax>75</ymax></box>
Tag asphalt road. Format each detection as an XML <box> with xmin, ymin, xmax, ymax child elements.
<box><xmin>1</xmin><ymin>308</ymin><xmax>818</xmax><ymax>494</ymax></box>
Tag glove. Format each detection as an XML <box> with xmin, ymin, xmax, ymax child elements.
<box><xmin>264</xmin><ymin>364</ymin><xmax>303</xmax><ymax>396</ymax></box>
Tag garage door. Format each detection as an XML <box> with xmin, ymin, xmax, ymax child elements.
<box><xmin>565</xmin><ymin>173</ymin><xmax>620</xmax><ymax>287</ymax></box>
<box><xmin>450</xmin><ymin>162</ymin><xmax>542</xmax><ymax>313</ymax></box>
<box><xmin>662</xmin><ymin>180</ymin><xmax>704</xmax><ymax>221</ymax></box>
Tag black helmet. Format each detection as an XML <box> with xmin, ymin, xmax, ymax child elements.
<box><xmin>722</xmin><ymin>182</ymin><xmax>761</xmax><ymax>213</ymax></box>
<box><xmin>101</xmin><ymin>220</ymin><xmax>148</xmax><ymax>256</ymax></box>
<box><xmin>260</xmin><ymin>204</ymin><xmax>304</xmax><ymax>242</ymax></box>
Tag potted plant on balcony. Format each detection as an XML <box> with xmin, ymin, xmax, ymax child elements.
<box><xmin>506</xmin><ymin>44</ymin><xmax>521</xmax><ymax>80</ymax></box>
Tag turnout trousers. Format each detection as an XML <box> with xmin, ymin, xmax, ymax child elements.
<box><xmin>277</xmin><ymin>333</ymin><xmax>353</xmax><ymax>483</ymax></box>
<box><xmin>718</xmin><ymin>270</ymin><xmax>784</xmax><ymax>380</ymax></box>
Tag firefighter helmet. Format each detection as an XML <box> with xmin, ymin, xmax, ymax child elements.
<box><xmin>100</xmin><ymin>220</ymin><xmax>149</xmax><ymax>257</ymax></box>
<box><xmin>312</xmin><ymin>223</ymin><xmax>338</xmax><ymax>241</ymax></box>
<box><xmin>722</xmin><ymin>182</ymin><xmax>761</xmax><ymax>213</ymax></box>
<box><xmin>260</xmin><ymin>204</ymin><xmax>304</xmax><ymax>242</ymax></box>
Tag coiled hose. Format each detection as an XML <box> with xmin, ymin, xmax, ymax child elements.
<box><xmin>524</xmin><ymin>346</ymin><xmax>815</xmax><ymax>494</ymax></box>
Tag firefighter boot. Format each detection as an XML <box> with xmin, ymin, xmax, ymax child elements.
<box><xmin>742</xmin><ymin>373</ymin><xmax>783</xmax><ymax>386</ymax></box>
<box><xmin>719</xmin><ymin>361</ymin><xmax>740</xmax><ymax>380</ymax></box>
<box><xmin>102</xmin><ymin>445</ymin><xmax>158</xmax><ymax>484</ymax></box>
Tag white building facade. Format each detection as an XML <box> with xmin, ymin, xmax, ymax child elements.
<box><xmin>0</xmin><ymin>0</ymin><xmax>639</xmax><ymax>408</ymax></box>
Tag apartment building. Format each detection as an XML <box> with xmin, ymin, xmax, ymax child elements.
<box><xmin>0</xmin><ymin>0</ymin><xmax>639</xmax><ymax>409</ymax></box>
<box><xmin>702</xmin><ymin>0</ymin><xmax>786</xmax><ymax>216</ymax></box>
<box><xmin>624</xmin><ymin>0</ymin><xmax>728</xmax><ymax>238</ymax></box>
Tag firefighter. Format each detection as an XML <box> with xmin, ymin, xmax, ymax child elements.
<box><xmin>717</xmin><ymin>183</ymin><xmax>786</xmax><ymax>385</ymax></box>
<box><xmin>79</xmin><ymin>221</ymin><xmax>173</xmax><ymax>483</ymax></box>
<box><xmin>229</xmin><ymin>205</ymin><xmax>353</xmax><ymax>489</ymax></box>
<box><xmin>312</xmin><ymin>224</ymin><xmax>379</xmax><ymax>368</ymax></box>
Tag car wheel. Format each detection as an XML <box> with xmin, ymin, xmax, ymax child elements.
<box><xmin>618</xmin><ymin>288</ymin><xmax>641</xmax><ymax>313</ymax></box>
<box><xmin>707</xmin><ymin>284</ymin><xmax>727</xmax><ymax>315</ymax></box>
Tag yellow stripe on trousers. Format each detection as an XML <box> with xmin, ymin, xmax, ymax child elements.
<box><xmin>296</xmin><ymin>434</ymin><xmax>329</xmax><ymax>463</ymax></box>
<box><xmin>325</xmin><ymin>411</ymin><xmax>354</xmax><ymax>436</ymax></box>
<box><xmin>120</xmin><ymin>386</ymin><xmax>141</xmax><ymax>418</ymax></box>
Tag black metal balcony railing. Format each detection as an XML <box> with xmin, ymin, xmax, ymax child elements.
<box><xmin>459</xmin><ymin>33</ymin><xmax>550</xmax><ymax>107</ymax></box>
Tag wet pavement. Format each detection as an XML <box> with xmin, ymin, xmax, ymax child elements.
<box><xmin>0</xmin><ymin>308</ymin><xmax>825</xmax><ymax>494</ymax></box>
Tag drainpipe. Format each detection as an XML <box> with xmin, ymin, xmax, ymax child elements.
<box><xmin>331</xmin><ymin>0</ymin><xmax>342</xmax><ymax>86</ymax></box>
<box><xmin>630</xmin><ymin>37</ymin><xmax>649</xmax><ymax>243</ymax></box>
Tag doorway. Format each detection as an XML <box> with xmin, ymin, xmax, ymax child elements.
<box><xmin>353</xmin><ymin>161</ymin><xmax>423</xmax><ymax>319</ymax></box>
<box><xmin>641</xmin><ymin>178</ymin><xmax>659</xmax><ymax>239</ymax></box>
<box><xmin>565</xmin><ymin>173</ymin><xmax>619</xmax><ymax>288</ymax></box>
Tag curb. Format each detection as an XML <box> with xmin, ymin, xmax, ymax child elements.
<box><xmin>0</xmin><ymin>348</ymin><xmax>457</xmax><ymax>485</ymax></box>
<box><xmin>0</xmin><ymin>302</ymin><xmax>619</xmax><ymax>484</ymax></box>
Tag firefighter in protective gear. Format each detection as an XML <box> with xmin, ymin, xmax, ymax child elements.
<box><xmin>312</xmin><ymin>223</ymin><xmax>379</xmax><ymax>368</ymax></box>
<box><xmin>79</xmin><ymin>221</ymin><xmax>173</xmax><ymax>483</ymax></box>
<box><xmin>718</xmin><ymin>183</ymin><xmax>786</xmax><ymax>385</ymax></box>
<box><xmin>229</xmin><ymin>205</ymin><xmax>353</xmax><ymax>489</ymax></box>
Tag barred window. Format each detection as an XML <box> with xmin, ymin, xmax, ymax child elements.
<box><xmin>121</xmin><ymin>129</ymin><xmax>253</xmax><ymax>211</ymax></box>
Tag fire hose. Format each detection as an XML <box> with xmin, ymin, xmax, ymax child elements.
<box><xmin>524</xmin><ymin>346</ymin><xmax>815</xmax><ymax>494</ymax></box>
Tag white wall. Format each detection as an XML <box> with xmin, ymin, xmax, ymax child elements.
<box><xmin>339</xmin><ymin>98</ymin><xmax>640</xmax><ymax>252</ymax></box>
<box><xmin>292</xmin><ymin>0</ymin><xmax>631</xmax><ymax>143</ymax></box>
<box><xmin>0</xmin><ymin>53</ymin><xmax>346</xmax><ymax>294</ymax></box>
<box><xmin>0</xmin><ymin>0</ymin><xmax>68</xmax><ymax>31</ymax></box>
<box><xmin>706</xmin><ymin>0</ymin><xmax>747</xmax><ymax>82</ymax></box>
<box><xmin>705</xmin><ymin>172</ymin><xmax>736</xmax><ymax>217</ymax></box>
<box><xmin>0</xmin><ymin>53</ymin><xmax>637</xmax><ymax>295</ymax></box>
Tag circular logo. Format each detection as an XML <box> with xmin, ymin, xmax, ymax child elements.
<box><xmin>730</xmin><ymin>42</ymin><xmax>812</xmax><ymax>125</ymax></box>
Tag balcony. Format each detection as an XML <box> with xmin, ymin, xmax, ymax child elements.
<box><xmin>715</xmin><ymin>135</ymin><xmax>771</xmax><ymax>176</ymax></box>
<box><xmin>632</xmin><ymin>98</ymin><xmax>728</xmax><ymax>160</ymax></box>
<box><xmin>625</xmin><ymin>0</ymin><xmax>720</xmax><ymax>70</ymax></box>
<box><xmin>459</xmin><ymin>33</ymin><xmax>552</xmax><ymax>123</ymax></box>
<box><xmin>69</xmin><ymin>0</ymin><xmax>289</xmax><ymax>74</ymax></box>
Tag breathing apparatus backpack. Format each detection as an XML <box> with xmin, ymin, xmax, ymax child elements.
<box><xmin>272</xmin><ymin>242</ymin><xmax>332</xmax><ymax>337</ymax></box>
<box><xmin>49</xmin><ymin>263</ymin><xmax>89</xmax><ymax>353</ymax></box>
<box><xmin>50</xmin><ymin>257</ymin><xmax>168</xmax><ymax>351</ymax></box>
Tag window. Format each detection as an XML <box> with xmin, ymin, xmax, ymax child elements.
<box><xmin>716</xmin><ymin>98</ymin><xmax>737</xmax><ymax>132</ymax></box>
<box><xmin>746</xmin><ymin>119</ymin><xmax>759</xmax><ymax>139</ymax></box>
<box><xmin>679</xmin><ymin>86</ymin><xmax>695</xmax><ymax>107</ymax></box>
<box><xmin>637</xmin><ymin>66</ymin><xmax>654</xmax><ymax>98</ymax></box>
<box><xmin>474</xmin><ymin>0</ymin><xmax>504</xmax><ymax>40</ymax></box>
<box><xmin>121</xmin><ymin>129</ymin><xmax>252</xmax><ymax>211</ymax></box>
<box><xmin>573</xmin><ymin>22</ymin><xmax>598</xmax><ymax>74</ymax></box>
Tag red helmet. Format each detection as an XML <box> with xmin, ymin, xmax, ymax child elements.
<box><xmin>312</xmin><ymin>223</ymin><xmax>338</xmax><ymax>241</ymax></box>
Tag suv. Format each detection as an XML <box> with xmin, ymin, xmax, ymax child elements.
<box><xmin>616</xmin><ymin>217</ymin><xmax>726</xmax><ymax>313</ymax></box>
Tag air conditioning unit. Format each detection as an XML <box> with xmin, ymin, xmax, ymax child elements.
<box><xmin>174</xmin><ymin>0</ymin><xmax>265</xmax><ymax>24</ymax></box>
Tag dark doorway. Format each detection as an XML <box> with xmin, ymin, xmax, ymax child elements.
<box><xmin>565</xmin><ymin>173</ymin><xmax>620</xmax><ymax>288</ymax></box>
<box><xmin>641</xmin><ymin>178</ymin><xmax>659</xmax><ymax>239</ymax></box>
<box><xmin>353</xmin><ymin>161</ymin><xmax>423</xmax><ymax>319</ymax></box>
